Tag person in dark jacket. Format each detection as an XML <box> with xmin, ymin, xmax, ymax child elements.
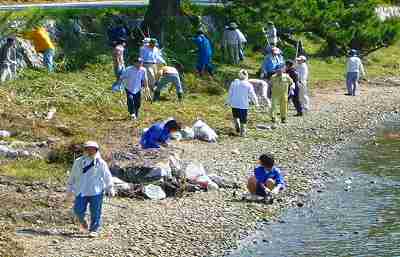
<box><xmin>286</xmin><ymin>60</ymin><xmax>303</xmax><ymax>116</ymax></box>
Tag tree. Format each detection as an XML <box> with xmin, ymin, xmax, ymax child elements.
<box><xmin>143</xmin><ymin>0</ymin><xmax>182</xmax><ymax>42</ymax></box>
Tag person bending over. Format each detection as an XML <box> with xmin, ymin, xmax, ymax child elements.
<box><xmin>140</xmin><ymin>119</ymin><xmax>181</xmax><ymax>149</ymax></box>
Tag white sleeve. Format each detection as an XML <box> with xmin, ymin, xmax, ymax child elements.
<box><xmin>359</xmin><ymin>59</ymin><xmax>365</xmax><ymax>76</ymax></box>
<box><xmin>67</xmin><ymin>160</ymin><xmax>80</xmax><ymax>193</ymax></box>
<box><xmin>227</xmin><ymin>82</ymin><xmax>234</xmax><ymax>105</ymax></box>
<box><xmin>236</xmin><ymin>30</ymin><xmax>247</xmax><ymax>43</ymax></box>
<box><xmin>102</xmin><ymin>161</ymin><xmax>114</xmax><ymax>191</ymax></box>
<box><xmin>249</xmin><ymin>84</ymin><xmax>259</xmax><ymax>105</ymax></box>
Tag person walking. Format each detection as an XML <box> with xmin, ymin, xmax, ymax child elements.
<box><xmin>153</xmin><ymin>65</ymin><xmax>184</xmax><ymax>102</ymax></box>
<box><xmin>285</xmin><ymin>60</ymin><xmax>303</xmax><ymax>116</ymax></box>
<box><xmin>346</xmin><ymin>49</ymin><xmax>366</xmax><ymax>96</ymax></box>
<box><xmin>112</xmin><ymin>43</ymin><xmax>125</xmax><ymax>79</ymax></box>
<box><xmin>139</xmin><ymin>38</ymin><xmax>166</xmax><ymax>89</ymax></box>
<box><xmin>118</xmin><ymin>58</ymin><xmax>148</xmax><ymax>120</ymax></box>
<box><xmin>270</xmin><ymin>66</ymin><xmax>294</xmax><ymax>124</ymax></box>
<box><xmin>24</xmin><ymin>26</ymin><xmax>56</xmax><ymax>72</ymax></box>
<box><xmin>0</xmin><ymin>37</ymin><xmax>17</xmax><ymax>83</ymax></box>
<box><xmin>264</xmin><ymin>21</ymin><xmax>278</xmax><ymax>47</ymax></box>
<box><xmin>193</xmin><ymin>30</ymin><xmax>213</xmax><ymax>76</ymax></box>
<box><xmin>66</xmin><ymin>141</ymin><xmax>115</xmax><ymax>238</ymax></box>
<box><xmin>222</xmin><ymin>22</ymin><xmax>247</xmax><ymax>65</ymax></box>
<box><xmin>227</xmin><ymin>69</ymin><xmax>259</xmax><ymax>137</ymax></box>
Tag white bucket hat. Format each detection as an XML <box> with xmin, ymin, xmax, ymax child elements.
<box><xmin>83</xmin><ymin>141</ymin><xmax>99</xmax><ymax>149</ymax></box>
<box><xmin>239</xmin><ymin>69</ymin><xmax>249</xmax><ymax>80</ymax></box>
<box><xmin>296</xmin><ymin>55</ymin><xmax>307</xmax><ymax>62</ymax></box>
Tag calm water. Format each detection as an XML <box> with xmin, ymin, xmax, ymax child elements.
<box><xmin>228</xmin><ymin>118</ymin><xmax>400</xmax><ymax>257</ymax></box>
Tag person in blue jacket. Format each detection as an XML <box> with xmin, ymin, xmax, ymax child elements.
<box><xmin>261</xmin><ymin>47</ymin><xmax>284</xmax><ymax>79</ymax></box>
<box><xmin>193</xmin><ymin>30</ymin><xmax>213</xmax><ymax>76</ymax></box>
<box><xmin>247</xmin><ymin>153</ymin><xmax>285</xmax><ymax>197</ymax></box>
<box><xmin>140</xmin><ymin>119</ymin><xmax>181</xmax><ymax>149</ymax></box>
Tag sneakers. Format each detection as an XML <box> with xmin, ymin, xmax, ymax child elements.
<box><xmin>294</xmin><ymin>112</ymin><xmax>303</xmax><ymax>117</ymax></box>
<box><xmin>130</xmin><ymin>114</ymin><xmax>137</xmax><ymax>120</ymax></box>
<box><xmin>88</xmin><ymin>231</ymin><xmax>99</xmax><ymax>238</ymax></box>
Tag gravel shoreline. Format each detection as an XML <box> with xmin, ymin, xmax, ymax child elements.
<box><xmin>8</xmin><ymin>81</ymin><xmax>400</xmax><ymax>257</ymax></box>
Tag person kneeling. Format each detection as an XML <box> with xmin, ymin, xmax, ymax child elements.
<box><xmin>140</xmin><ymin>119</ymin><xmax>181</xmax><ymax>149</ymax></box>
<box><xmin>247</xmin><ymin>153</ymin><xmax>285</xmax><ymax>198</ymax></box>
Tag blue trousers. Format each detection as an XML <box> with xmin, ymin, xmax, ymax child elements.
<box><xmin>73</xmin><ymin>193</ymin><xmax>104</xmax><ymax>232</ymax></box>
<box><xmin>346</xmin><ymin>72</ymin><xmax>360</xmax><ymax>96</ymax></box>
<box><xmin>43</xmin><ymin>48</ymin><xmax>55</xmax><ymax>73</ymax></box>
<box><xmin>155</xmin><ymin>73</ymin><xmax>184</xmax><ymax>95</ymax></box>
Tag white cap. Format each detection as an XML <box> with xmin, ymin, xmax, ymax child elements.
<box><xmin>272</xmin><ymin>47</ymin><xmax>280</xmax><ymax>54</ymax></box>
<box><xmin>296</xmin><ymin>55</ymin><xmax>307</xmax><ymax>61</ymax></box>
<box><xmin>83</xmin><ymin>141</ymin><xmax>99</xmax><ymax>149</ymax></box>
<box><xmin>142</xmin><ymin>37</ymin><xmax>151</xmax><ymax>43</ymax></box>
<box><xmin>239</xmin><ymin>69</ymin><xmax>249</xmax><ymax>80</ymax></box>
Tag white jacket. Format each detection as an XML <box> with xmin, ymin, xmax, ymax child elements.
<box><xmin>347</xmin><ymin>56</ymin><xmax>365</xmax><ymax>75</ymax></box>
<box><xmin>296</xmin><ymin>63</ymin><xmax>309</xmax><ymax>83</ymax></box>
<box><xmin>67</xmin><ymin>152</ymin><xmax>113</xmax><ymax>197</ymax></box>
<box><xmin>228</xmin><ymin>79</ymin><xmax>258</xmax><ymax>109</ymax></box>
<box><xmin>222</xmin><ymin>29</ymin><xmax>247</xmax><ymax>47</ymax></box>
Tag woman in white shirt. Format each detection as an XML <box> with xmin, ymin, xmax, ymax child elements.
<box><xmin>227</xmin><ymin>69</ymin><xmax>258</xmax><ymax>137</ymax></box>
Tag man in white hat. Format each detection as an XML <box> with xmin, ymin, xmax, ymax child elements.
<box><xmin>222</xmin><ymin>22</ymin><xmax>247</xmax><ymax>65</ymax></box>
<box><xmin>227</xmin><ymin>69</ymin><xmax>259</xmax><ymax>137</ymax></box>
<box><xmin>66</xmin><ymin>141</ymin><xmax>115</xmax><ymax>238</ymax></box>
<box><xmin>296</xmin><ymin>55</ymin><xmax>311</xmax><ymax>111</ymax></box>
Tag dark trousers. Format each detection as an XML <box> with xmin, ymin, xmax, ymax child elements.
<box><xmin>289</xmin><ymin>85</ymin><xmax>303</xmax><ymax>114</ymax></box>
<box><xmin>232</xmin><ymin>108</ymin><xmax>248</xmax><ymax>124</ymax></box>
<box><xmin>126</xmin><ymin>90</ymin><xmax>141</xmax><ymax>117</ymax></box>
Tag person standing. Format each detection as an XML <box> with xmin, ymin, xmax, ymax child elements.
<box><xmin>66</xmin><ymin>141</ymin><xmax>115</xmax><ymax>238</ymax></box>
<box><xmin>227</xmin><ymin>69</ymin><xmax>259</xmax><ymax>137</ymax></box>
<box><xmin>264</xmin><ymin>21</ymin><xmax>278</xmax><ymax>47</ymax></box>
<box><xmin>261</xmin><ymin>47</ymin><xmax>284</xmax><ymax>79</ymax></box>
<box><xmin>139</xmin><ymin>38</ymin><xmax>166</xmax><ymax>89</ymax></box>
<box><xmin>0</xmin><ymin>37</ymin><xmax>17</xmax><ymax>83</ymax></box>
<box><xmin>112</xmin><ymin>43</ymin><xmax>125</xmax><ymax>79</ymax></box>
<box><xmin>153</xmin><ymin>65</ymin><xmax>184</xmax><ymax>102</ymax></box>
<box><xmin>296</xmin><ymin>55</ymin><xmax>310</xmax><ymax>111</ymax></box>
<box><xmin>270</xmin><ymin>66</ymin><xmax>294</xmax><ymax>124</ymax></box>
<box><xmin>222</xmin><ymin>22</ymin><xmax>247</xmax><ymax>65</ymax></box>
<box><xmin>346</xmin><ymin>49</ymin><xmax>366</xmax><ymax>96</ymax></box>
<box><xmin>285</xmin><ymin>60</ymin><xmax>303</xmax><ymax>116</ymax></box>
<box><xmin>24</xmin><ymin>26</ymin><xmax>56</xmax><ymax>72</ymax></box>
<box><xmin>193</xmin><ymin>30</ymin><xmax>213</xmax><ymax>76</ymax></box>
<box><xmin>118</xmin><ymin>58</ymin><xmax>148</xmax><ymax>120</ymax></box>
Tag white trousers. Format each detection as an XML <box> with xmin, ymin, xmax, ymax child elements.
<box><xmin>299</xmin><ymin>80</ymin><xmax>310</xmax><ymax>111</ymax></box>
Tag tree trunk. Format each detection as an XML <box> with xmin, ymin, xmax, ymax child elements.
<box><xmin>143</xmin><ymin>0</ymin><xmax>181</xmax><ymax>42</ymax></box>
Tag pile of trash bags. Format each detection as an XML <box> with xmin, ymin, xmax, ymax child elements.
<box><xmin>110</xmin><ymin>148</ymin><xmax>238</xmax><ymax>201</ymax></box>
<box><xmin>171</xmin><ymin>119</ymin><xmax>218</xmax><ymax>143</ymax></box>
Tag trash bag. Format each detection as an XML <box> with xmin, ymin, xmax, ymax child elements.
<box><xmin>144</xmin><ymin>184</ymin><xmax>166</xmax><ymax>200</ymax></box>
<box><xmin>194</xmin><ymin>175</ymin><xmax>219</xmax><ymax>191</ymax></box>
<box><xmin>180</xmin><ymin>127</ymin><xmax>195</xmax><ymax>140</ymax></box>
<box><xmin>145</xmin><ymin>162</ymin><xmax>172</xmax><ymax>179</ymax></box>
<box><xmin>112</xmin><ymin>81</ymin><xmax>125</xmax><ymax>93</ymax></box>
<box><xmin>184</xmin><ymin>162</ymin><xmax>207</xmax><ymax>180</ymax></box>
<box><xmin>192</xmin><ymin>120</ymin><xmax>218</xmax><ymax>143</ymax></box>
<box><xmin>112</xmin><ymin>177</ymin><xmax>130</xmax><ymax>191</ymax></box>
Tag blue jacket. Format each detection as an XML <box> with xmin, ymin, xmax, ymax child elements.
<box><xmin>254</xmin><ymin>166</ymin><xmax>285</xmax><ymax>186</ymax></box>
<box><xmin>194</xmin><ymin>34</ymin><xmax>213</xmax><ymax>61</ymax></box>
<box><xmin>140</xmin><ymin>122</ymin><xmax>171</xmax><ymax>149</ymax></box>
<box><xmin>262</xmin><ymin>54</ymin><xmax>284</xmax><ymax>74</ymax></box>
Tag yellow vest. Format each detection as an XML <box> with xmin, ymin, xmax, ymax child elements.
<box><xmin>24</xmin><ymin>27</ymin><xmax>55</xmax><ymax>53</ymax></box>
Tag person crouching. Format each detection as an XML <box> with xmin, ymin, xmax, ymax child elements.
<box><xmin>66</xmin><ymin>141</ymin><xmax>115</xmax><ymax>238</ymax></box>
<box><xmin>140</xmin><ymin>119</ymin><xmax>181</xmax><ymax>149</ymax></box>
<box><xmin>247</xmin><ymin>153</ymin><xmax>285</xmax><ymax>197</ymax></box>
<box><xmin>227</xmin><ymin>69</ymin><xmax>259</xmax><ymax>137</ymax></box>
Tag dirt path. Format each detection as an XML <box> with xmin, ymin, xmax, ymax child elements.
<box><xmin>6</xmin><ymin>80</ymin><xmax>400</xmax><ymax>257</ymax></box>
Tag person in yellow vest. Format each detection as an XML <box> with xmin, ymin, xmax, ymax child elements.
<box><xmin>270</xmin><ymin>65</ymin><xmax>294</xmax><ymax>124</ymax></box>
<box><xmin>24</xmin><ymin>27</ymin><xmax>56</xmax><ymax>72</ymax></box>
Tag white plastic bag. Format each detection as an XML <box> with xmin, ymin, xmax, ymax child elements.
<box><xmin>144</xmin><ymin>184</ymin><xmax>166</xmax><ymax>200</ymax></box>
<box><xmin>184</xmin><ymin>162</ymin><xmax>207</xmax><ymax>180</ymax></box>
<box><xmin>192</xmin><ymin>120</ymin><xmax>218</xmax><ymax>143</ymax></box>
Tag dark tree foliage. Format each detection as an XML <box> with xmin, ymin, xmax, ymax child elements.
<box><xmin>227</xmin><ymin>0</ymin><xmax>400</xmax><ymax>56</ymax></box>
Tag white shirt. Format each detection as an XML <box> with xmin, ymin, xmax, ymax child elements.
<box><xmin>222</xmin><ymin>29</ymin><xmax>247</xmax><ymax>47</ymax></box>
<box><xmin>228</xmin><ymin>79</ymin><xmax>258</xmax><ymax>109</ymax></box>
<box><xmin>347</xmin><ymin>56</ymin><xmax>365</xmax><ymax>75</ymax></box>
<box><xmin>120</xmin><ymin>66</ymin><xmax>147</xmax><ymax>94</ymax></box>
<box><xmin>296</xmin><ymin>62</ymin><xmax>309</xmax><ymax>83</ymax></box>
<box><xmin>139</xmin><ymin>46</ymin><xmax>166</xmax><ymax>64</ymax></box>
<box><xmin>266</xmin><ymin>26</ymin><xmax>278</xmax><ymax>44</ymax></box>
<box><xmin>67</xmin><ymin>152</ymin><xmax>113</xmax><ymax>197</ymax></box>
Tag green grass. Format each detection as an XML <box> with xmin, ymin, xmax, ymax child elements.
<box><xmin>0</xmin><ymin>159</ymin><xmax>67</xmax><ymax>183</ymax></box>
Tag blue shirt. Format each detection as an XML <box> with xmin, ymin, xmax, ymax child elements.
<box><xmin>262</xmin><ymin>54</ymin><xmax>284</xmax><ymax>74</ymax></box>
<box><xmin>193</xmin><ymin>34</ymin><xmax>213</xmax><ymax>58</ymax></box>
<box><xmin>139</xmin><ymin>46</ymin><xmax>166</xmax><ymax>64</ymax></box>
<box><xmin>254</xmin><ymin>166</ymin><xmax>285</xmax><ymax>186</ymax></box>
<box><xmin>140</xmin><ymin>122</ymin><xmax>171</xmax><ymax>149</ymax></box>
